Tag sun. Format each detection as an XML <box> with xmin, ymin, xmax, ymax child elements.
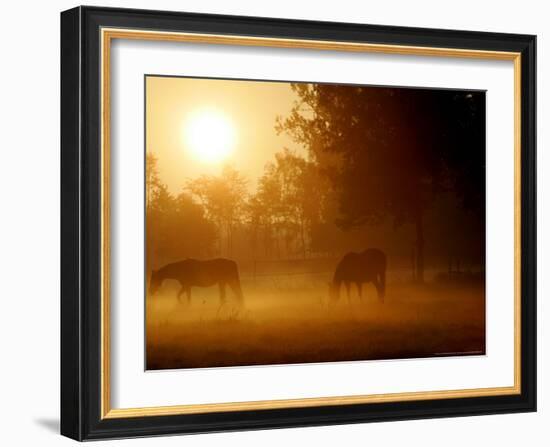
<box><xmin>184</xmin><ymin>108</ymin><xmax>236</xmax><ymax>163</ymax></box>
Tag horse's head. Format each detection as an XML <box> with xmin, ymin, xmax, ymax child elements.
<box><xmin>149</xmin><ymin>270</ymin><xmax>162</xmax><ymax>295</ymax></box>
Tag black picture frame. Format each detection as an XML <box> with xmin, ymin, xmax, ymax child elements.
<box><xmin>61</xmin><ymin>5</ymin><xmax>536</xmax><ymax>441</ymax></box>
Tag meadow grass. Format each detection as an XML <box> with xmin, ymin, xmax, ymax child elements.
<box><xmin>146</xmin><ymin>277</ymin><xmax>485</xmax><ymax>369</ymax></box>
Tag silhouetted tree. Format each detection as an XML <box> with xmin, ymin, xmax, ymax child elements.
<box><xmin>253</xmin><ymin>163</ymin><xmax>284</xmax><ymax>258</ymax></box>
<box><xmin>146</xmin><ymin>153</ymin><xmax>216</xmax><ymax>269</ymax></box>
<box><xmin>244</xmin><ymin>194</ymin><xmax>266</xmax><ymax>259</ymax></box>
<box><xmin>146</xmin><ymin>152</ymin><xmax>162</xmax><ymax>211</ymax></box>
<box><xmin>245</xmin><ymin>149</ymin><xmax>327</xmax><ymax>259</ymax></box>
<box><xmin>272</xmin><ymin>149</ymin><xmax>327</xmax><ymax>258</ymax></box>
<box><xmin>187</xmin><ymin>165</ymin><xmax>248</xmax><ymax>256</ymax></box>
<box><xmin>278</xmin><ymin>84</ymin><xmax>485</xmax><ymax>281</ymax></box>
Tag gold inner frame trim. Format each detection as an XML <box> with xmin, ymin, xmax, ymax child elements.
<box><xmin>100</xmin><ymin>27</ymin><xmax>522</xmax><ymax>419</ymax></box>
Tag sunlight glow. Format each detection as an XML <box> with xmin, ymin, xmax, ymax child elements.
<box><xmin>184</xmin><ymin>108</ymin><xmax>236</xmax><ymax>163</ymax></box>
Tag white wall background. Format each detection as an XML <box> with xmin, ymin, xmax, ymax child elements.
<box><xmin>0</xmin><ymin>0</ymin><xmax>545</xmax><ymax>445</ymax></box>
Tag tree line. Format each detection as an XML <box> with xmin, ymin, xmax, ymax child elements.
<box><xmin>277</xmin><ymin>84</ymin><xmax>485</xmax><ymax>282</ymax></box>
<box><xmin>146</xmin><ymin>148</ymin><xmax>331</xmax><ymax>270</ymax></box>
<box><xmin>147</xmin><ymin>84</ymin><xmax>485</xmax><ymax>282</ymax></box>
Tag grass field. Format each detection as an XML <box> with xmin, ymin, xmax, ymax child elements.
<box><xmin>145</xmin><ymin>273</ymin><xmax>485</xmax><ymax>370</ymax></box>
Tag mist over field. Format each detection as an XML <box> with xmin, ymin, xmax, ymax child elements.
<box><xmin>146</xmin><ymin>261</ymin><xmax>485</xmax><ymax>369</ymax></box>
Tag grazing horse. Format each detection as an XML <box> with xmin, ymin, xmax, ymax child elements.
<box><xmin>329</xmin><ymin>249</ymin><xmax>386</xmax><ymax>303</ymax></box>
<box><xmin>149</xmin><ymin>258</ymin><xmax>244</xmax><ymax>306</ymax></box>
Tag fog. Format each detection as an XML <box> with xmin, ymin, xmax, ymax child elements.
<box><xmin>146</xmin><ymin>264</ymin><xmax>484</xmax><ymax>370</ymax></box>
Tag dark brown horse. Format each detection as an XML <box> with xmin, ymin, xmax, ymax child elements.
<box><xmin>149</xmin><ymin>258</ymin><xmax>244</xmax><ymax>306</ymax></box>
<box><xmin>329</xmin><ymin>249</ymin><xmax>386</xmax><ymax>303</ymax></box>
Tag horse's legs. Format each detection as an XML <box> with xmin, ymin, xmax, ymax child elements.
<box><xmin>345</xmin><ymin>282</ymin><xmax>351</xmax><ymax>304</ymax></box>
<box><xmin>373</xmin><ymin>278</ymin><xmax>383</xmax><ymax>302</ymax></box>
<box><xmin>215</xmin><ymin>283</ymin><xmax>227</xmax><ymax>316</ymax></box>
<box><xmin>186</xmin><ymin>287</ymin><xmax>191</xmax><ymax>304</ymax></box>
<box><xmin>229</xmin><ymin>280</ymin><xmax>244</xmax><ymax>306</ymax></box>
<box><xmin>218</xmin><ymin>282</ymin><xmax>227</xmax><ymax>304</ymax></box>
<box><xmin>378</xmin><ymin>270</ymin><xmax>385</xmax><ymax>302</ymax></box>
<box><xmin>177</xmin><ymin>286</ymin><xmax>185</xmax><ymax>303</ymax></box>
<box><xmin>356</xmin><ymin>282</ymin><xmax>362</xmax><ymax>301</ymax></box>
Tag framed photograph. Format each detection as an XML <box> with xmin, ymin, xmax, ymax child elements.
<box><xmin>61</xmin><ymin>6</ymin><xmax>536</xmax><ymax>441</ymax></box>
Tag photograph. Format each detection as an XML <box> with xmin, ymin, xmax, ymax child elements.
<box><xmin>58</xmin><ymin>5</ymin><xmax>537</xmax><ymax>441</ymax></box>
<box><xmin>145</xmin><ymin>75</ymin><xmax>487</xmax><ymax>370</ymax></box>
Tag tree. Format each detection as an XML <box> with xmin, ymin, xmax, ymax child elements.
<box><xmin>278</xmin><ymin>84</ymin><xmax>485</xmax><ymax>281</ymax></box>
<box><xmin>145</xmin><ymin>152</ymin><xmax>216</xmax><ymax>269</ymax></box>
<box><xmin>273</xmin><ymin>149</ymin><xmax>327</xmax><ymax>258</ymax></box>
<box><xmin>146</xmin><ymin>152</ymin><xmax>162</xmax><ymax>211</ymax></box>
<box><xmin>245</xmin><ymin>149</ymin><xmax>328</xmax><ymax>259</ymax></box>
<box><xmin>244</xmin><ymin>194</ymin><xmax>267</xmax><ymax>259</ymax></box>
<box><xmin>187</xmin><ymin>165</ymin><xmax>248</xmax><ymax>256</ymax></box>
<box><xmin>250</xmin><ymin>163</ymin><xmax>284</xmax><ymax>258</ymax></box>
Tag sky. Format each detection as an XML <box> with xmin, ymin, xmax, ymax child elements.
<box><xmin>146</xmin><ymin>75</ymin><xmax>307</xmax><ymax>193</ymax></box>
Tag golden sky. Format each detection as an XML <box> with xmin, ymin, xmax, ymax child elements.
<box><xmin>146</xmin><ymin>76</ymin><xmax>306</xmax><ymax>193</ymax></box>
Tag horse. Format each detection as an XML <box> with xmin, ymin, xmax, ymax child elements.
<box><xmin>149</xmin><ymin>258</ymin><xmax>244</xmax><ymax>306</ymax></box>
<box><xmin>329</xmin><ymin>249</ymin><xmax>386</xmax><ymax>303</ymax></box>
